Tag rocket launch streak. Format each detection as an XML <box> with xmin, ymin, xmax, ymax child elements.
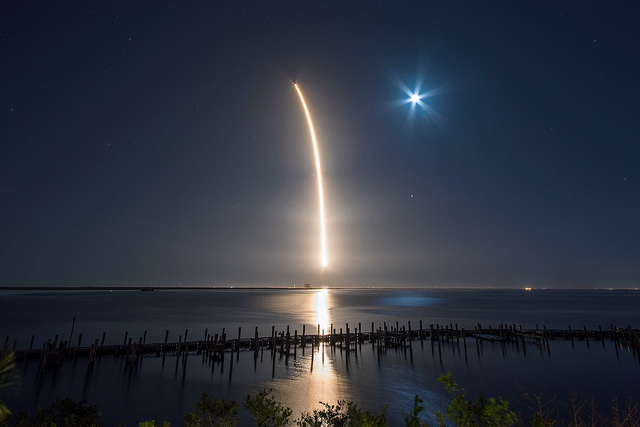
<box><xmin>294</xmin><ymin>83</ymin><xmax>327</xmax><ymax>268</ymax></box>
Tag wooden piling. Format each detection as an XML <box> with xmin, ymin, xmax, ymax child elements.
<box><xmin>10</xmin><ymin>322</ymin><xmax>638</xmax><ymax>374</ymax></box>
<box><xmin>254</xmin><ymin>327</ymin><xmax>259</xmax><ymax>350</ymax></box>
<box><xmin>271</xmin><ymin>326</ymin><xmax>276</xmax><ymax>350</ymax></box>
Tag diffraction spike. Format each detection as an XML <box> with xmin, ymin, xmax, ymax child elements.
<box><xmin>294</xmin><ymin>83</ymin><xmax>328</xmax><ymax>268</ymax></box>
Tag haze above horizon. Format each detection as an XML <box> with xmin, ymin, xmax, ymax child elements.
<box><xmin>1</xmin><ymin>2</ymin><xmax>639</xmax><ymax>289</ymax></box>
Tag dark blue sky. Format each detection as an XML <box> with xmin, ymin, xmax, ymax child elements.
<box><xmin>2</xmin><ymin>1</ymin><xmax>639</xmax><ymax>288</ymax></box>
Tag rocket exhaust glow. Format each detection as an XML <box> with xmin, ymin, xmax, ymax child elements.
<box><xmin>294</xmin><ymin>83</ymin><xmax>327</xmax><ymax>268</ymax></box>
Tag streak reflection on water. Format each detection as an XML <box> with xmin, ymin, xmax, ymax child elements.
<box><xmin>275</xmin><ymin>287</ymin><xmax>343</xmax><ymax>416</ymax></box>
<box><xmin>313</xmin><ymin>288</ymin><xmax>331</xmax><ymax>335</ymax></box>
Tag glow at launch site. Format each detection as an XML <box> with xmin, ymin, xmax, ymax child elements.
<box><xmin>294</xmin><ymin>83</ymin><xmax>328</xmax><ymax>268</ymax></box>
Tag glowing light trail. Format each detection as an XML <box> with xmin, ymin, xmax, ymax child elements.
<box><xmin>294</xmin><ymin>83</ymin><xmax>327</xmax><ymax>268</ymax></box>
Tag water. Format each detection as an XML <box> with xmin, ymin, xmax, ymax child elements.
<box><xmin>1</xmin><ymin>288</ymin><xmax>639</xmax><ymax>425</ymax></box>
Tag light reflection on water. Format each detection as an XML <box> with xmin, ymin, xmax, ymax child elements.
<box><xmin>313</xmin><ymin>288</ymin><xmax>331</xmax><ymax>335</ymax></box>
<box><xmin>270</xmin><ymin>288</ymin><xmax>343</xmax><ymax>415</ymax></box>
<box><xmin>269</xmin><ymin>345</ymin><xmax>345</xmax><ymax>421</ymax></box>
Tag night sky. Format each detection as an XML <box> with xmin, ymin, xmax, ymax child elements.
<box><xmin>2</xmin><ymin>2</ymin><xmax>639</xmax><ymax>288</ymax></box>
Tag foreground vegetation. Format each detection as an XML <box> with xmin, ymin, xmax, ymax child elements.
<box><xmin>1</xmin><ymin>351</ymin><xmax>638</xmax><ymax>426</ymax></box>
<box><xmin>0</xmin><ymin>352</ymin><xmax>17</xmax><ymax>423</ymax></box>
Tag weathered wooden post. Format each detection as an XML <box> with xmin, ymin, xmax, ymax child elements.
<box><xmin>610</xmin><ymin>324</ymin><xmax>616</xmax><ymax>341</ymax></box>
<box><xmin>87</xmin><ymin>342</ymin><xmax>95</xmax><ymax>369</ymax></box>
<box><xmin>371</xmin><ymin>322</ymin><xmax>375</xmax><ymax>343</ymax></box>
<box><xmin>598</xmin><ymin>325</ymin><xmax>605</xmax><ymax>348</ymax></box>
<box><xmin>136</xmin><ymin>337</ymin><xmax>143</xmax><ymax>365</ymax></box>
<box><xmin>271</xmin><ymin>326</ymin><xmax>276</xmax><ymax>350</ymax></box>
<box><xmin>254</xmin><ymin>326</ymin><xmax>259</xmax><ymax>350</ymax></box>
<box><xmin>583</xmin><ymin>325</ymin><xmax>590</xmax><ymax>346</ymax></box>
<box><xmin>330</xmin><ymin>323</ymin><xmax>334</xmax><ymax>344</ymax></box>
<box><xmin>40</xmin><ymin>341</ymin><xmax>48</xmax><ymax>370</ymax></box>
<box><xmin>310</xmin><ymin>339</ymin><xmax>315</xmax><ymax>372</ymax></box>
<box><xmin>354</xmin><ymin>327</ymin><xmax>359</xmax><ymax>354</ymax></box>
<box><xmin>344</xmin><ymin>323</ymin><xmax>349</xmax><ymax>350</ymax></box>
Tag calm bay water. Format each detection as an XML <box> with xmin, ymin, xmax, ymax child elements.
<box><xmin>1</xmin><ymin>288</ymin><xmax>639</xmax><ymax>425</ymax></box>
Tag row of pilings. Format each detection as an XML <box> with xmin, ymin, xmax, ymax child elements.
<box><xmin>4</xmin><ymin>321</ymin><xmax>640</xmax><ymax>372</ymax></box>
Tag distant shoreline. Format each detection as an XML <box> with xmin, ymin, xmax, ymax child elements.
<box><xmin>0</xmin><ymin>286</ymin><xmax>637</xmax><ymax>291</ymax></box>
<box><xmin>0</xmin><ymin>286</ymin><xmax>312</xmax><ymax>291</ymax></box>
